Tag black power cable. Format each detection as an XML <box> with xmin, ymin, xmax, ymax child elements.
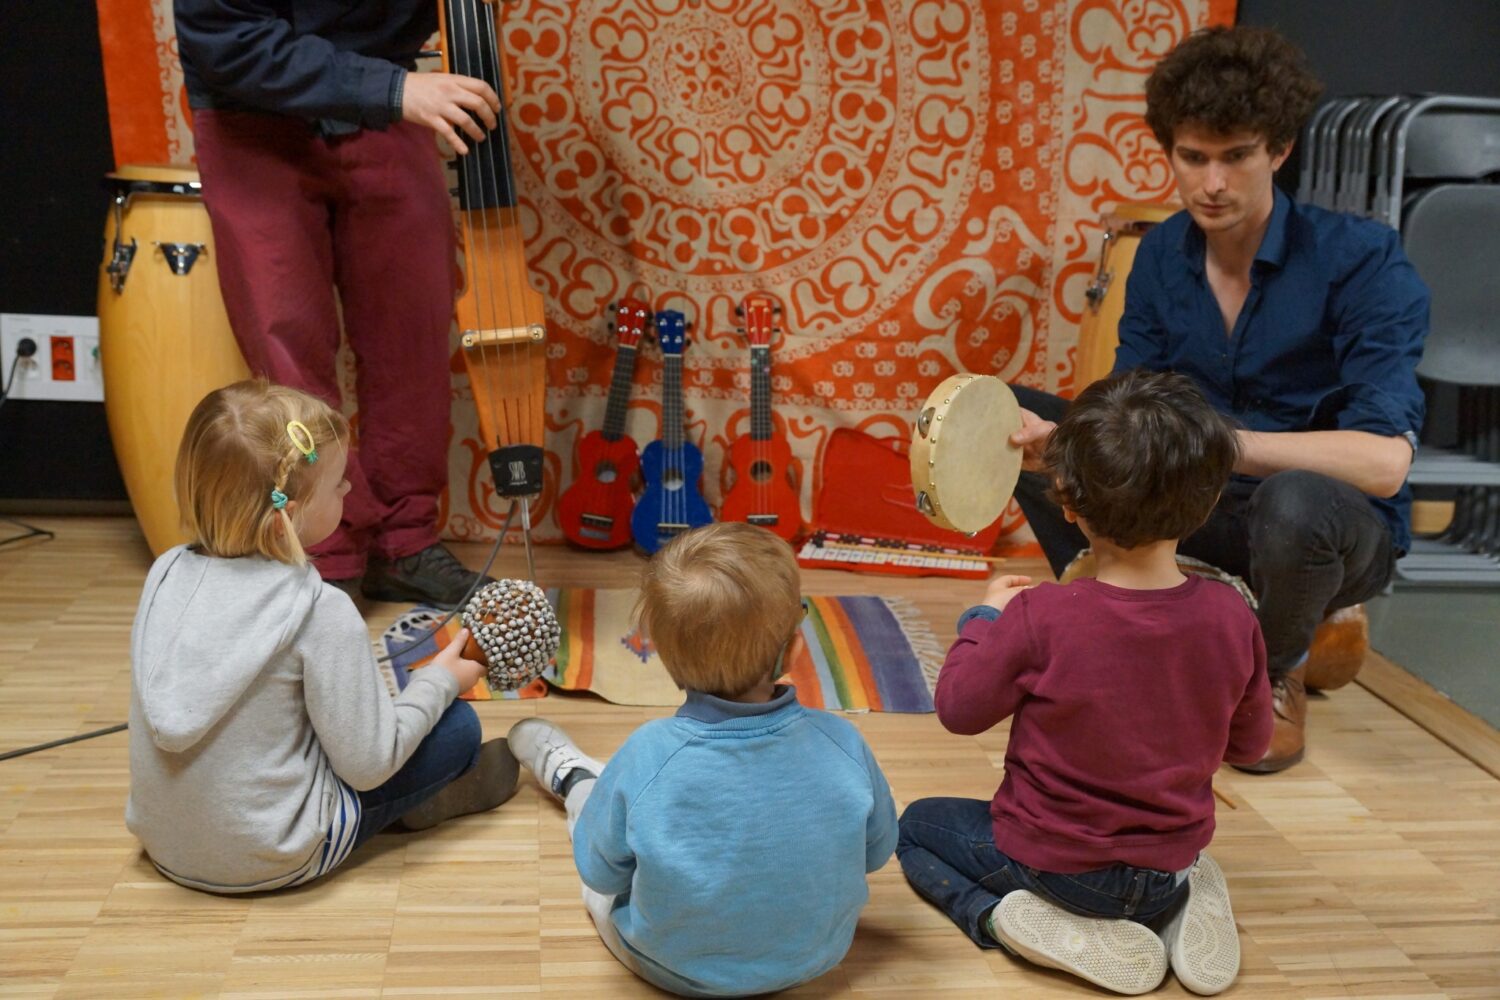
<box><xmin>0</xmin><ymin>338</ymin><xmax>56</xmax><ymax>550</ymax></box>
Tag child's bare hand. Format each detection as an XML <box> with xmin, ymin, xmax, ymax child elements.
<box><xmin>432</xmin><ymin>628</ymin><xmax>486</xmax><ymax>692</ymax></box>
<box><xmin>982</xmin><ymin>574</ymin><xmax>1033</xmax><ymax>611</ymax></box>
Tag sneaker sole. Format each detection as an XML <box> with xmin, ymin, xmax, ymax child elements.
<box><xmin>1163</xmin><ymin>853</ymin><xmax>1240</xmax><ymax>995</ymax></box>
<box><xmin>993</xmin><ymin>890</ymin><xmax>1167</xmax><ymax>995</ymax></box>
<box><xmin>400</xmin><ymin>739</ymin><xmax>521</xmax><ymax>831</ymax></box>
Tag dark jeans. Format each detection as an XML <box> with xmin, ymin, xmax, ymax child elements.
<box><xmin>1010</xmin><ymin>385</ymin><xmax>1398</xmax><ymax>678</ymax></box>
<box><xmin>897</xmin><ymin>798</ymin><xmax>1188</xmax><ymax>949</ymax></box>
<box><xmin>350</xmin><ymin>699</ymin><xmax>482</xmax><ymax>849</ymax></box>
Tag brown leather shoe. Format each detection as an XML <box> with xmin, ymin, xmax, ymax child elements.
<box><xmin>1234</xmin><ymin>664</ymin><xmax>1306</xmax><ymax>774</ymax></box>
<box><xmin>1304</xmin><ymin>605</ymin><xmax>1369</xmax><ymax>691</ymax></box>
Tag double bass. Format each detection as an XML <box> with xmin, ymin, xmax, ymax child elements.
<box><xmin>437</xmin><ymin>0</ymin><xmax>548</xmax><ymax>572</ymax></box>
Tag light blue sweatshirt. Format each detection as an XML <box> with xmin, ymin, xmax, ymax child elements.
<box><xmin>573</xmin><ymin>685</ymin><xmax>898</xmax><ymax>997</ymax></box>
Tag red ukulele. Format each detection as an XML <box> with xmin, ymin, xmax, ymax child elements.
<box><xmin>721</xmin><ymin>294</ymin><xmax>802</xmax><ymax>541</ymax></box>
<box><xmin>558</xmin><ymin>299</ymin><xmax>649</xmax><ymax>548</ymax></box>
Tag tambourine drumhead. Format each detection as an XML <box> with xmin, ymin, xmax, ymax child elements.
<box><xmin>910</xmin><ymin>374</ymin><xmax>1023</xmax><ymax>534</ymax></box>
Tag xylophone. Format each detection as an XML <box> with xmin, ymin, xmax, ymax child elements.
<box><xmin>797</xmin><ymin>531</ymin><xmax>996</xmax><ymax>579</ymax></box>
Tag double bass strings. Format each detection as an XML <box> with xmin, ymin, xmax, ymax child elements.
<box><xmin>448</xmin><ymin>0</ymin><xmax>506</xmax><ymax>465</ymax></box>
<box><xmin>449</xmin><ymin>0</ymin><xmax>542</xmax><ymax>553</ymax></box>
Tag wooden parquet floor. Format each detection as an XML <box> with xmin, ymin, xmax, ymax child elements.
<box><xmin>1</xmin><ymin>516</ymin><xmax>1498</xmax><ymax>998</ymax></box>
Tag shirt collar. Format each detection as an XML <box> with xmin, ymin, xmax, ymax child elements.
<box><xmin>676</xmin><ymin>684</ymin><xmax>799</xmax><ymax>723</ymax></box>
<box><xmin>1177</xmin><ymin>185</ymin><xmax>1293</xmax><ymax>275</ymax></box>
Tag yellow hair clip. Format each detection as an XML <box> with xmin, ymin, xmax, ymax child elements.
<box><xmin>286</xmin><ymin>420</ymin><xmax>318</xmax><ymax>464</ymax></box>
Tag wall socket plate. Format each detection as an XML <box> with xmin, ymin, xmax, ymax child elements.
<box><xmin>0</xmin><ymin>314</ymin><xmax>104</xmax><ymax>403</ymax></box>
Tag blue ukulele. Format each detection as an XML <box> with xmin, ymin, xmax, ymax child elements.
<box><xmin>631</xmin><ymin>310</ymin><xmax>714</xmax><ymax>553</ymax></box>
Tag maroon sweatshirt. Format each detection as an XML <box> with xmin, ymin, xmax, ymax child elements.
<box><xmin>936</xmin><ymin>576</ymin><xmax>1273</xmax><ymax>873</ymax></box>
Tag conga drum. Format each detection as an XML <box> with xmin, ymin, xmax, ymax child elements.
<box><xmin>1073</xmin><ymin>203</ymin><xmax>1177</xmax><ymax>391</ymax></box>
<box><xmin>98</xmin><ymin>165</ymin><xmax>249</xmax><ymax>555</ymax></box>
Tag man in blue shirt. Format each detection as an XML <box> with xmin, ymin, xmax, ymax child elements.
<box><xmin>1009</xmin><ymin>26</ymin><xmax>1429</xmax><ymax>773</ymax></box>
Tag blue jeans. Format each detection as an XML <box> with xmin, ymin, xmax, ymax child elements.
<box><xmin>896</xmin><ymin>798</ymin><xmax>1188</xmax><ymax>948</ymax></box>
<box><xmin>350</xmin><ymin>699</ymin><xmax>482</xmax><ymax>848</ymax></box>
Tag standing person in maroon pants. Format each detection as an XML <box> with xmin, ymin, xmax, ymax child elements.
<box><xmin>175</xmin><ymin>0</ymin><xmax>504</xmax><ymax>605</ymax></box>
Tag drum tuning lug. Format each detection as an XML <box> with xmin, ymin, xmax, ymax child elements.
<box><xmin>153</xmin><ymin>242</ymin><xmax>207</xmax><ymax>275</ymax></box>
<box><xmin>916</xmin><ymin>406</ymin><xmax>935</xmax><ymax>437</ymax></box>
<box><xmin>106</xmin><ymin>237</ymin><xmax>138</xmax><ymax>293</ymax></box>
<box><xmin>916</xmin><ymin>491</ymin><xmax>935</xmax><ymax>515</ymax></box>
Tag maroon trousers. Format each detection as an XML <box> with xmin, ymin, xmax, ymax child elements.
<box><xmin>193</xmin><ymin>110</ymin><xmax>457</xmax><ymax>579</ymax></box>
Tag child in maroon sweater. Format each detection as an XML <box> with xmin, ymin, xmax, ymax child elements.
<box><xmin>898</xmin><ymin>370</ymin><xmax>1273</xmax><ymax>996</ymax></box>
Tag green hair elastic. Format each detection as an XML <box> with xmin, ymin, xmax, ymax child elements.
<box><xmin>270</xmin><ymin>489</ymin><xmax>289</xmax><ymax>510</ymax></box>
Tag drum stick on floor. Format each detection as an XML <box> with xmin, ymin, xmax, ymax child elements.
<box><xmin>1212</xmin><ymin>783</ymin><xmax>1237</xmax><ymax>810</ymax></box>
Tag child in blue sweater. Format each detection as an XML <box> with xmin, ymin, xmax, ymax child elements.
<box><xmin>509</xmin><ymin>522</ymin><xmax>898</xmax><ymax>997</ymax></box>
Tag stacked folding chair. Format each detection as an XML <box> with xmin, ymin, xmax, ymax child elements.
<box><xmin>1299</xmin><ymin>95</ymin><xmax>1500</xmax><ymax>587</ymax></box>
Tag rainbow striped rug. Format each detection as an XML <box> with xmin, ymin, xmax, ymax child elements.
<box><xmin>381</xmin><ymin>590</ymin><xmax>941</xmax><ymax>713</ymax></box>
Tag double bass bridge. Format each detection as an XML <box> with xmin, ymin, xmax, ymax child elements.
<box><xmin>461</xmin><ymin>324</ymin><xmax>546</xmax><ymax>349</ymax></box>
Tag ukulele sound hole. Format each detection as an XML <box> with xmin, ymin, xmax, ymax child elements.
<box><xmin>749</xmin><ymin>460</ymin><xmax>774</xmax><ymax>483</ymax></box>
<box><xmin>662</xmin><ymin>469</ymin><xmax>684</xmax><ymax>491</ymax></box>
<box><xmin>593</xmin><ymin>460</ymin><xmax>618</xmax><ymax>484</ymax></box>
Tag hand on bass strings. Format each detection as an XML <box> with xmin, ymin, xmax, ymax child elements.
<box><xmin>431</xmin><ymin>627</ymin><xmax>486</xmax><ymax>692</ymax></box>
<box><xmin>982</xmin><ymin>574</ymin><xmax>1033</xmax><ymax>613</ymax></box>
<box><xmin>401</xmin><ymin>73</ymin><xmax>501</xmax><ymax>155</ymax></box>
<box><xmin>1009</xmin><ymin>407</ymin><xmax>1056</xmax><ymax>472</ymax></box>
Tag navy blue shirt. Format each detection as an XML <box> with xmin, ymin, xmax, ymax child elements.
<box><xmin>174</xmin><ymin>0</ymin><xmax>435</xmax><ymax>133</ymax></box>
<box><xmin>1115</xmin><ymin>188</ymin><xmax>1429</xmax><ymax>552</ymax></box>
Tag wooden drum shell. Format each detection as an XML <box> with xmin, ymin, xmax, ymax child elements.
<box><xmin>98</xmin><ymin>165</ymin><xmax>249</xmax><ymax>556</ymax></box>
<box><xmin>1074</xmin><ymin>203</ymin><xmax>1177</xmax><ymax>392</ymax></box>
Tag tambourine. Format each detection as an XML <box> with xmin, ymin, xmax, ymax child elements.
<box><xmin>910</xmin><ymin>374</ymin><xmax>1024</xmax><ymax>534</ymax></box>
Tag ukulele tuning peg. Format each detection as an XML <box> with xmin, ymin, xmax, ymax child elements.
<box><xmin>773</xmin><ymin>327</ymin><xmax>783</xmax><ymax>334</ymax></box>
<box><xmin>771</xmin><ymin>303</ymin><xmax>783</xmax><ymax>314</ymax></box>
<box><xmin>735</xmin><ymin>326</ymin><xmax>745</xmax><ymax>334</ymax></box>
<box><xmin>734</xmin><ymin>305</ymin><xmax>744</xmax><ymax>316</ymax></box>
<box><xmin>606</xmin><ymin>301</ymin><xmax>618</xmax><ymax>312</ymax></box>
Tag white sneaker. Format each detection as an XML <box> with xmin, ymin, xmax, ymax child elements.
<box><xmin>990</xmin><ymin>890</ymin><xmax>1168</xmax><ymax>996</ymax></box>
<box><xmin>506</xmin><ymin>718</ymin><xmax>604</xmax><ymax>799</ymax></box>
<box><xmin>1161</xmin><ymin>852</ymin><xmax>1241</xmax><ymax>995</ymax></box>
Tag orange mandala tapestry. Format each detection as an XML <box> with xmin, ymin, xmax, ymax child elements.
<box><xmin>97</xmin><ymin>0</ymin><xmax>1234</xmax><ymax>546</ymax></box>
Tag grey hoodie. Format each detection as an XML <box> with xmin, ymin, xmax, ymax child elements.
<box><xmin>126</xmin><ymin>545</ymin><xmax>460</xmax><ymax>891</ymax></box>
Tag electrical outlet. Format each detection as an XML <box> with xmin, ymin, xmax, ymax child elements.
<box><xmin>0</xmin><ymin>314</ymin><xmax>103</xmax><ymax>403</ymax></box>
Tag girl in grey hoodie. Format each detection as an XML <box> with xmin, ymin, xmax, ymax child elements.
<box><xmin>127</xmin><ymin>380</ymin><xmax>518</xmax><ymax>893</ymax></box>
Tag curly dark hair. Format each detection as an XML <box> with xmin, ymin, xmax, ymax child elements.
<box><xmin>1145</xmin><ymin>26</ymin><xmax>1323</xmax><ymax>153</ymax></box>
<box><xmin>1045</xmin><ymin>370</ymin><xmax>1239</xmax><ymax>550</ymax></box>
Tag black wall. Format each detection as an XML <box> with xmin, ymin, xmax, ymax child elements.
<box><xmin>0</xmin><ymin>1</ymin><xmax>125</xmax><ymax>501</ymax></box>
<box><xmin>1238</xmin><ymin>0</ymin><xmax>1500</xmax><ymax>191</ymax></box>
